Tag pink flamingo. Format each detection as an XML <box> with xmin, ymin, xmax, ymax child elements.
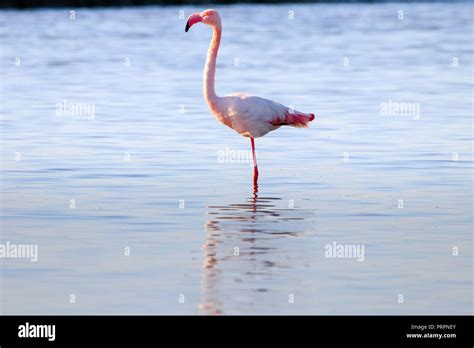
<box><xmin>185</xmin><ymin>9</ymin><xmax>315</xmax><ymax>190</ymax></box>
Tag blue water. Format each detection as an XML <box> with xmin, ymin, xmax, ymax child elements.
<box><xmin>0</xmin><ymin>2</ymin><xmax>472</xmax><ymax>314</ymax></box>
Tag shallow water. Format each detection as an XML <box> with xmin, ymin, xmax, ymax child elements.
<box><xmin>0</xmin><ymin>2</ymin><xmax>472</xmax><ymax>314</ymax></box>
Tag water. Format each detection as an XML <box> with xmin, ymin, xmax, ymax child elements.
<box><xmin>0</xmin><ymin>2</ymin><xmax>472</xmax><ymax>314</ymax></box>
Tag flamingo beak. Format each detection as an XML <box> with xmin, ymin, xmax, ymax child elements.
<box><xmin>185</xmin><ymin>14</ymin><xmax>202</xmax><ymax>32</ymax></box>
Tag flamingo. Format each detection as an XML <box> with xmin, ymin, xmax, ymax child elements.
<box><xmin>185</xmin><ymin>9</ymin><xmax>316</xmax><ymax>190</ymax></box>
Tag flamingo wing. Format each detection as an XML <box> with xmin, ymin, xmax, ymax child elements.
<box><xmin>217</xmin><ymin>93</ymin><xmax>315</xmax><ymax>138</ymax></box>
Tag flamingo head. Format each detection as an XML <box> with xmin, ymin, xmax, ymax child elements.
<box><xmin>185</xmin><ymin>9</ymin><xmax>221</xmax><ymax>32</ymax></box>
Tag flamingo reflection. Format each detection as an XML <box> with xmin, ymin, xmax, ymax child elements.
<box><xmin>199</xmin><ymin>188</ymin><xmax>308</xmax><ymax>315</ymax></box>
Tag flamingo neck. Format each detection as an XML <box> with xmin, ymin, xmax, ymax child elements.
<box><xmin>203</xmin><ymin>25</ymin><xmax>221</xmax><ymax>111</ymax></box>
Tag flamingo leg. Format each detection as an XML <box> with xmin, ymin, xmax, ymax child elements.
<box><xmin>250</xmin><ymin>137</ymin><xmax>259</xmax><ymax>192</ymax></box>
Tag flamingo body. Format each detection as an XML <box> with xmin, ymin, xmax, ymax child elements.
<box><xmin>214</xmin><ymin>93</ymin><xmax>315</xmax><ymax>138</ymax></box>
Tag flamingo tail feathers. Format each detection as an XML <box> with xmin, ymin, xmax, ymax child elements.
<box><xmin>273</xmin><ymin>112</ymin><xmax>316</xmax><ymax>128</ymax></box>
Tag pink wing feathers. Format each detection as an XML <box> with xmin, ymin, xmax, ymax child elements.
<box><xmin>215</xmin><ymin>93</ymin><xmax>315</xmax><ymax>138</ymax></box>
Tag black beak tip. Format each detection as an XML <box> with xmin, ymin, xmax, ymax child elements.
<box><xmin>185</xmin><ymin>21</ymin><xmax>190</xmax><ymax>32</ymax></box>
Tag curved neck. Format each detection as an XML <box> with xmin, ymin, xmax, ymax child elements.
<box><xmin>204</xmin><ymin>25</ymin><xmax>221</xmax><ymax>110</ymax></box>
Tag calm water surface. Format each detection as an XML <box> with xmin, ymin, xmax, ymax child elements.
<box><xmin>0</xmin><ymin>2</ymin><xmax>472</xmax><ymax>314</ymax></box>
